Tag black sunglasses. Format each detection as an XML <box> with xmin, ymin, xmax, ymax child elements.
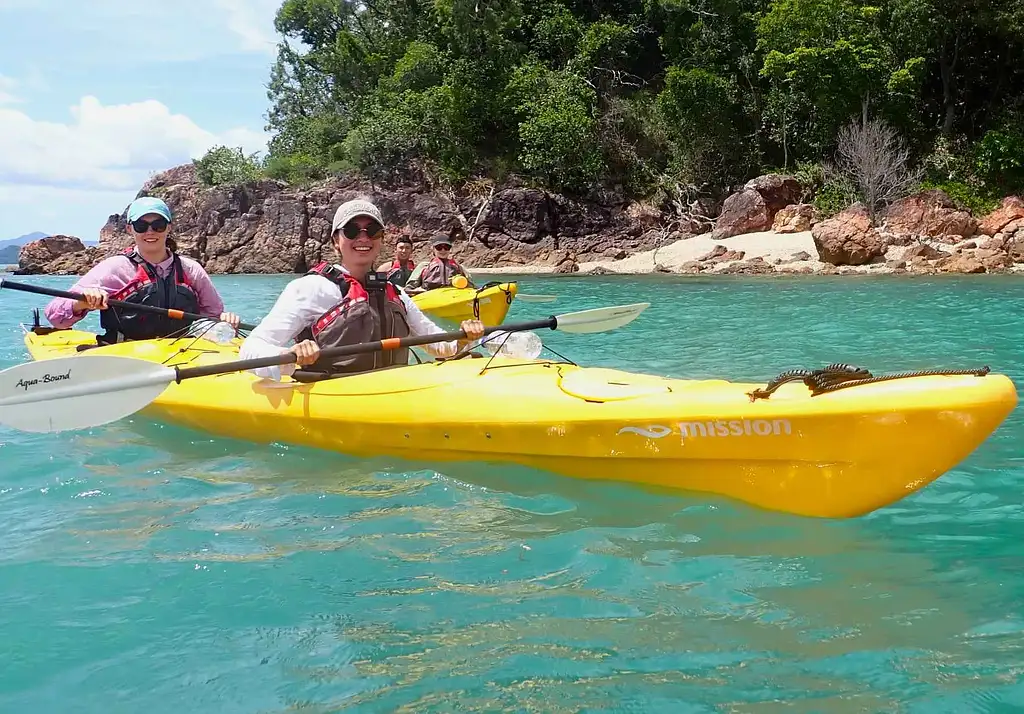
<box><xmin>131</xmin><ymin>217</ymin><xmax>169</xmax><ymax>233</ymax></box>
<box><xmin>342</xmin><ymin>219</ymin><xmax>384</xmax><ymax>240</ymax></box>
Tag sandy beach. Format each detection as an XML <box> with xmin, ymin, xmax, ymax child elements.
<box><xmin>471</xmin><ymin>230</ymin><xmax>826</xmax><ymax>275</ymax></box>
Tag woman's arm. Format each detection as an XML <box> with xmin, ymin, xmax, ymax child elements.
<box><xmin>399</xmin><ymin>292</ymin><xmax>460</xmax><ymax>357</ymax></box>
<box><xmin>43</xmin><ymin>258</ymin><xmax>125</xmax><ymax>328</ymax></box>
<box><xmin>183</xmin><ymin>261</ymin><xmax>226</xmax><ymax>318</ymax></box>
<box><xmin>239</xmin><ymin>276</ymin><xmax>334</xmax><ymax>379</ymax></box>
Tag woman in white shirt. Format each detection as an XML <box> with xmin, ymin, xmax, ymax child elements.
<box><xmin>240</xmin><ymin>198</ymin><xmax>485</xmax><ymax>380</ymax></box>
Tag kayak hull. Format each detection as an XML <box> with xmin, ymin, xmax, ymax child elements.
<box><xmin>411</xmin><ymin>282</ymin><xmax>517</xmax><ymax>326</ymax></box>
<box><xmin>22</xmin><ymin>329</ymin><xmax>1018</xmax><ymax>518</ymax></box>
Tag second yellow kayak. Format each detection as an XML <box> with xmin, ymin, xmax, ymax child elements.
<box><xmin>412</xmin><ymin>281</ymin><xmax>518</xmax><ymax>326</ymax></box>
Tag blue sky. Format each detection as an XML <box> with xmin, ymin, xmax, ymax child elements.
<box><xmin>0</xmin><ymin>0</ymin><xmax>282</xmax><ymax>241</ymax></box>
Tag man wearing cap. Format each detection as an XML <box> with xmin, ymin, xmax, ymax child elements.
<box><xmin>239</xmin><ymin>197</ymin><xmax>485</xmax><ymax>380</ymax></box>
<box><xmin>43</xmin><ymin>196</ymin><xmax>240</xmax><ymax>342</ymax></box>
<box><xmin>404</xmin><ymin>233</ymin><xmax>472</xmax><ymax>294</ymax></box>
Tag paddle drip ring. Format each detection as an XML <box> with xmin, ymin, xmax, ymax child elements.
<box><xmin>746</xmin><ymin>363</ymin><xmax>992</xmax><ymax>401</ymax></box>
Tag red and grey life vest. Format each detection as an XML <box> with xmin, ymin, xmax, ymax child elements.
<box><xmin>98</xmin><ymin>248</ymin><xmax>200</xmax><ymax>343</ymax></box>
<box><xmin>385</xmin><ymin>257</ymin><xmax>415</xmax><ymax>287</ymax></box>
<box><xmin>417</xmin><ymin>256</ymin><xmax>467</xmax><ymax>290</ymax></box>
<box><xmin>297</xmin><ymin>262</ymin><xmax>411</xmax><ymax>374</ymax></box>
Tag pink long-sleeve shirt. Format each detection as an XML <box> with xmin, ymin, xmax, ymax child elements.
<box><xmin>44</xmin><ymin>252</ymin><xmax>225</xmax><ymax>329</ymax></box>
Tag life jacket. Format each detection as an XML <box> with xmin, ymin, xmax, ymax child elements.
<box><xmin>385</xmin><ymin>257</ymin><xmax>415</xmax><ymax>287</ymax></box>
<box><xmin>98</xmin><ymin>248</ymin><xmax>200</xmax><ymax>343</ymax></box>
<box><xmin>418</xmin><ymin>256</ymin><xmax>467</xmax><ymax>290</ymax></box>
<box><xmin>297</xmin><ymin>262</ymin><xmax>411</xmax><ymax>374</ymax></box>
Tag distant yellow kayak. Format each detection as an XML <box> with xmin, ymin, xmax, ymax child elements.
<box><xmin>20</xmin><ymin>328</ymin><xmax>1018</xmax><ymax>519</ymax></box>
<box><xmin>412</xmin><ymin>281</ymin><xmax>518</xmax><ymax>326</ymax></box>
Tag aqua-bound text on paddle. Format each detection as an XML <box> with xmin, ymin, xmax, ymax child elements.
<box><xmin>14</xmin><ymin>369</ymin><xmax>72</xmax><ymax>391</ymax></box>
<box><xmin>618</xmin><ymin>418</ymin><xmax>793</xmax><ymax>444</ymax></box>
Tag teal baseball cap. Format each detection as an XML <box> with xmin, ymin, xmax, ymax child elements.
<box><xmin>126</xmin><ymin>196</ymin><xmax>172</xmax><ymax>223</ymax></box>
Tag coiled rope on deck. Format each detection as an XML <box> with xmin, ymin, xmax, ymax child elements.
<box><xmin>746</xmin><ymin>363</ymin><xmax>991</xmax><ymax>401</ymax></box>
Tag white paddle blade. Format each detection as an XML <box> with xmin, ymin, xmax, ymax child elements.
<box><xmin>554</xmin><ymin>302</ymin><xmax>650</xmax><ymax>333</ymax></box>
<box><xmin>518</xmin><ymin>294</ymin><xmax>558</xmax><ymax>303</ymax></box>
<box><xmin>0</xmin><ymin>355</ymin><xmax>175</xmax><ymax>433</ymax></box>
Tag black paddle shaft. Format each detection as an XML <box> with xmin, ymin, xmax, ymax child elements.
<box><xmin>174</xmin><ymin>316</ymin><xmax>560</xmax><ymax>382</ymax></box>
<box><xmin>0</xmin><ymin>278</ymin><xmax>257</xmax><ymax>331</ymax></box>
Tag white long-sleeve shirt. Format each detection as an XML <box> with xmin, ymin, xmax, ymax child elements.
<box><xmin>239</xmin><ymin>267</ymin><xmax>460</xmax><ymax>380</ymax></box>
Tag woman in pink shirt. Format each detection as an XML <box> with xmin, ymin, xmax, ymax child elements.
<box><xmin>44</xmin><ymin>196</ymin><xmax>240</xmax><ymax>343</ymax></box>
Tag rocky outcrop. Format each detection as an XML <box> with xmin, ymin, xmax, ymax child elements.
<box><xmin>16</xmin><ymin>162</ymin><xmax>1024</xmax><ymax>279</ymax></box>
<box><xmin>15</xmin><ymin>235</ymin><xmax>88</xmax><ymax>274</ymax></box>
<box><xmin>709</xmin><ymin>173</ymin><xmax>803</xmax><ymax>239</ymax></box>
<box><xmin>881</xmin><ymin>189</ymin><xmax>977</xmax><ymax>240</ymax></box>
<box><xmin>772</xmin><ymin>203</ymin><xmax>816</xmax><ymax>233</ymax></box>
<box><xmin>811</xmin><ymin>203</ymin><xmax>886</xmax><ymax>265</ymax></box>
<box><xmin>978</xmin><ymin>196</ymin><xmax>1024</xmax><ymax>236</ymax></box>
<box><xmin>28</xmin><ymin>165</ymin><xmax>683</xmax><ymax>276</ymax></box>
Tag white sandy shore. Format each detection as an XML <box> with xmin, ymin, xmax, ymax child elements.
<box><xmin>471</xmin><ymin>230</ymin><xmax>823</xmax><ymax>275</ymax></box>
<box><xmin>581</xmin><ymin>230</ymin><xmax>818</xmax><ymax>273</ymax></box>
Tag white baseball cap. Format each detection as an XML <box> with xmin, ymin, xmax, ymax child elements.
<box><xmin>331</xmin><ymin>199</ymin><xmax>383</xmax><ymax>233</ymax></box>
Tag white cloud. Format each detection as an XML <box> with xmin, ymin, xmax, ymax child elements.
<box><xmin>0</xmin><ymin>1</ymin><xmax>282</xmax><ymax>238</ymax></box>
<box><xmin>0</xmin><ymin>95</ymin><xmax>268</xmax><ymax>193</ymax></box>
<box><xmin>0</xmin><ymin>74</ymin><xmax>21</xmax><ymax>105</ymax></box>
<box><xmin>0</xmin><ymin>95</ymin><xmax>269</xmax><ymax>238</ymax></box>
<box><xmin>214</xmin><ymin>0</ymin><xmax>282</xmax><ymax>54</ymax></box>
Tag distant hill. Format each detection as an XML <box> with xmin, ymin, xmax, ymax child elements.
<box><xmin>0</xmin><ymin>244</ymin><xmax>19</xmax><ymax>264</ymax></box>
<box><xmin>0</xmin><ymin>231</ymin><xmax>48</xmax><ymax>251</ymax></box>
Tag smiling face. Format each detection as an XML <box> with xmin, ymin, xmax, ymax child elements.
<box><xmin>129</xmin><ymin>212</ymin><xmax>170</xmax><ymax>256</ymax></box>
<box><xmin>395</xmin><ymin>240</ymin><xmax>413</xmax><ymax>261</ymax></box>
<box><xmin>334</xmin><ymin>214</ymin><xmax>384</xmax><ymax>276</ymax></box>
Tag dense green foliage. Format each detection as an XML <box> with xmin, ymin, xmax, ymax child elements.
<box><xmin>198</xmin><ymin>0</ymin><xmax>1024</xmax><ymax>211</ymax></box>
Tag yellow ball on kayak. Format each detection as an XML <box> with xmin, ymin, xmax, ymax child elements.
<box><xmin>451</xmin><ymin>275</ymin><xmax>469</xmax><ymax>289</ymax></box>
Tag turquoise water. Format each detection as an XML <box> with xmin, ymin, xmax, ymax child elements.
<box><xmin>2</xmin><ymin>272</ymin><xmax>1024</xmax><ymax>712</ymax></box>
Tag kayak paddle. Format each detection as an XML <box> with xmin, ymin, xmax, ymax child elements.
<box><xmin>0</xmin><ymin>278</ymin><xmax>258</xmax><ymax>331</ymax></box>
<box><xmin>0</xmin><ymin>302</ymin><xmax>650</xmax><ymax>433</ymax></box>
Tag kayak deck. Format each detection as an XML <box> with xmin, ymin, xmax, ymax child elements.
<box><xmin>22</xmin><ymin>329</ymin><xmax>1018</xmax><ymax>518</ymax></box>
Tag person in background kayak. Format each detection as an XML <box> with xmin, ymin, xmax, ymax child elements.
<box><xmin>404</xmin><ymin>234</ymin><xmax>472</xmax><ymax>294</ymax></box>
<box><xmin>43</xmin><ymin>196</ymin><xmax>240</xmax><ymax>342</ymax></box>
<box><xmin>239</xmin><ymin>198</ymin><xmax>486</xmax><ymax>380</ymax></box>
<box><xmin>377</xmin><ymin>234</ymin><xmax>415</xmax><ymax>287</ymax></box>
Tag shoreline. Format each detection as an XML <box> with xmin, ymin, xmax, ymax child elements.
<box><xmin>469</xmin><ymin>230</ymin><xmax>1024</xmax><ymax>277</ymax></box>
<box><xmin>8</xmin><ymin>229</ymin><xmax>1023</xmax><ymax>280</ymax></box>
<box><xmin>469</xmin><ymin>231</ymin><xmax>821</xmax><ymax>275</ymax></box>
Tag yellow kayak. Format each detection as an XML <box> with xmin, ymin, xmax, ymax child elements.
<box><xmin>19</xmin><ymin>328</ymin><xmax>1017</xmax><ymax>519</ymax></box>
<box><xmin>411</xmin><ymin>281</ymin><xmax>518</xmax><ymax>326</ymax></box>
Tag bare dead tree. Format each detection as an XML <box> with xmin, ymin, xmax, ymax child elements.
<box><xmin>649</xmin><ymin>179</ymin><xmax>715</xmax><ymax>268</ymax></box>
<box><xmin>443</xmin><ymin>181</ymin><xmax>495</xmax><ymax>243</ymax></box>
<box><xmin>829</xmin><ymin>117</ymin><xmax>922</xmax><ymax>223</ymax></box>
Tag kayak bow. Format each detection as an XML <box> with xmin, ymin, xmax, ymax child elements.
<box><xmin>412</xmin><ymin>281</ymin><xmax>518</xmax><ymax>326</ymax></box>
